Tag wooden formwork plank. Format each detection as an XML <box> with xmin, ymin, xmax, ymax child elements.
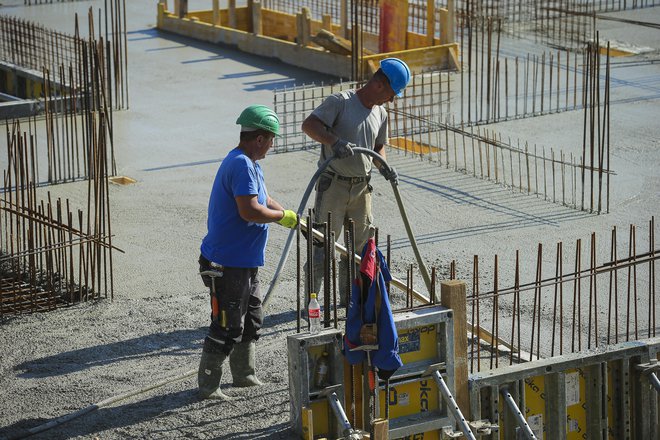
<box><xmin>363</xmin><ymin>43</ymin><xmax>459</xmax><ymax>74</ymax></box>
<box><xmin>441</xmin><ymin>280</ymin><xmax>469</xmax><ymax>417</ymax></box>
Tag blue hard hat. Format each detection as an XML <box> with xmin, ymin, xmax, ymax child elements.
<box><xmin>380</xmin><ymin>58</ymin><xmax>411</xmax><ymax>97</ymax></box>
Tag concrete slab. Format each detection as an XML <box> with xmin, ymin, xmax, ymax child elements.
<box><xmin>0</xmin><ymin>1</ymin><xmax>658</xmax><ymax>439</ymax></box>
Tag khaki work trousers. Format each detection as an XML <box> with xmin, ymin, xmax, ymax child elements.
<box><xmin>306</xmin><ymin>172</ymin><xmax>375</xmax><ymax>303</ymax></box>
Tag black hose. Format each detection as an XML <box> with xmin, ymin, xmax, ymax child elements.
<box><xmin>262</xmin><ymin>155</ymin><xmax>334</xmax><ymax>312</ymax></box>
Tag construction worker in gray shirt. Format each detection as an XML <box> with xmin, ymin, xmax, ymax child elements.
<box><xmin>301</xmin><ymin>58</ymin><xmax>411</xmax><ymax>304</ymax></box>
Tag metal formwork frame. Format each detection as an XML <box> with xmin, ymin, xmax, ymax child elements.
<box><xmin>287</xmin><ymin>306</ymin><xmax>458</xmax><ymax>439</ymax></box>
<box><xmin>386</xmin><ymin>306</ymin><xmax>456</xmax><ymax>438</ymax></box>
<box><xmin>287</xmin><ymin>329</ymin><xmax>345</xmax><ymax>438</ymax></box>
<box><xmin>469</xmin><ymin>338</ymin><xmax>660</xmax><ymax>439</ymax></box>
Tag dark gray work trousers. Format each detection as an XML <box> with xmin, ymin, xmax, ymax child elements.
<box><xmin>199</xmin><ymin>254</ymin><xmax>263</xmax><ymax>355</ymax></box>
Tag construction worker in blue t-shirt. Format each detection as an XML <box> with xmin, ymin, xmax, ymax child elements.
<box><xmin>197</xmin><ymin>105</ymin><xmax>297</xmax><ymax>400</ymax></box>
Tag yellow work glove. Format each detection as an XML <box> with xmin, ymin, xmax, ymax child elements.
<box><xmin>277</xmin><ymin>209</ymin><xmax>298</xmax><ymax>229</ymax></box>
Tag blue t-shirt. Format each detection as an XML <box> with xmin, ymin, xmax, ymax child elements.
<box><xmin>200</xmin><ymin>148</ymin><xmax>269</xmax><ymax>267</ymax></box>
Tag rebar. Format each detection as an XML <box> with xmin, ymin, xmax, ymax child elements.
<box><xmin>460</xmin><ymin>220</ymin><xmax>659</xmax><ymax>372</ymax></box>
<box><xmin>1</xmin><ymin>115</ymin><xmax>116</xmax><ymax>317</ymax></box>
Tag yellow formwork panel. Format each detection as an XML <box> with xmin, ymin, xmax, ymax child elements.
<box><xmin>3</xmin><ymin>69</ymin><xmax>16</xmax><ymax>95</ymax></box>
<box><xmin>398</xmin><ymin>324</ymin><xmax>438</xmax><ymax>364</ymax></box>
<box><xmin>522</xmin><ymin>375</ymin><xmax>546</xmax><ymax>439</ymax></box>
<box><xmin>565</xmin><ymin>368</ymin><xmax>587</xmax><ymax>439</ymax></box>
<box><xmin>379</xmin><ymin>376</ymin><xmax>440</xmax><ymax>440</ymax></box>
<box><xmin>309</xmin><ymin>399</ymin><xmax>330</xmax><ymax>437</ymax></box>
<box><xmin>306</xmin><ymin>341</ymin><xmax>340</xmax><ymax>438</ymax></box>
<box><xmin>378</xmin><ymin>377</ymin><xmax>439</xmax><ymax>419</ymax></box>
<box><xmin>599</xmin><ymin>46</ymin><xmax>634</xmax><ymax>57</ymax></box>
<box><xmin>513</xmin><ymin>369</ymin><xmax>587</xmax><ymax>440</ymax></box>
<box><xmin>27</xmin><ymin>77</ymin><xmax>43</xmax><ymax>99</ymax></box>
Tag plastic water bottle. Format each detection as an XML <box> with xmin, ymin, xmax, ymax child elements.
<box><xmin>308</xmin><ymin>293</ymin><xmax>321</xmax><ymax>334</ymax></box>
<box><xmin>314</xmin><ymin>351</ymin><xmax>330</xmax><ymax>388</ymax></box>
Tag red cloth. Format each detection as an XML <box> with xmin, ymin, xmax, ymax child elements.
<box><xmin>359</xmin><ymin>238</ymin><xmax>377</xmax><ymax>282</ymax></box>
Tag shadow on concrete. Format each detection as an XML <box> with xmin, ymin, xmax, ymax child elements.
<box><xmin>389</xmin><ymin>209</ymin><xmax>589</xmax><ymax>250</ymax></box>
<box><xmin>14</xmin><ymin>328</ymin><xmax>206</xmax><ymax>378</ymax></box>
<box><xmin>243</xmin><ymin>78</ymin><xmax>301</xmax><ymax>91</ymax></box>
<box><xmin>263</xmin><ymin>309</ymin><xmax>298</xmax><ymax>328</ymax></box>
<box><xmin>216</xmin><ymin>422</ymin><xmax>292</xmax><ymax>439</ymax></box>
<box><xmin>131</xmin><ymin>27</ymin><xmax>338</xmax><ymax>87</ymax></box>
<box><xmin>0</xmin><ymin>389</ymin><xmax>200</xmax><ymax>440</ymax></box>
<box><xmin>1</xmin><ymin>380</ymin><xmax>293</xmax><ymax>439</ymax></box>
<box><xmin>143</xmin><ymin>156</ymin><xmax>224</xmax><ymax>172</ymax></box>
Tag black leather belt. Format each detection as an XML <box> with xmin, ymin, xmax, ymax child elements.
<box><xmin>325</xmin><ymin>171</ymin><xmax>370</xmax><ymax>183</ymax></box>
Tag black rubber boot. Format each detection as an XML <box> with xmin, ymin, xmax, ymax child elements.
<box><xmin>197</xmin><ymin>337</ymin><xmax>233</xmax><ymax>400</ymax></box>
<box><xmin>230</xmin><ymin>340</ymin><xmax>264</xmax><ymax>387</ymax></box>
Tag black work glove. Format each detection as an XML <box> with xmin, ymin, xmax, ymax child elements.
<box><xmin>331</xmin><ymin>139</ymin><xmax>355</xmax><ymax>159</ymax></box>
<box><xmin>379</xmin><ymin>165</ymin><xmax>398</xmax><ymax>183</ymax></box>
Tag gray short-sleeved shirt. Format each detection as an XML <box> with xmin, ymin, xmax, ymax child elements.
<box><xmin>312</xmin><ymin>90</ymin><xmax>388</xmax><ymax>177</ymax></box>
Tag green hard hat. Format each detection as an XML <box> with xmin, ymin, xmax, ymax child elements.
<box><xmin>236</xmin><ymin>105</ymin><xmax>281</xmax><ymax>137</ymax></box>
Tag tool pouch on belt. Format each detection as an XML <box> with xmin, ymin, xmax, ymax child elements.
<box><xmin>199</xmin><ymin>254</ymin><xmax>222</xmax><ymax>288</ymax></box>
<box><xmin>360</xmin><ymin>323</ymin><xmax>378</xmax><ymax>346</ymax></box>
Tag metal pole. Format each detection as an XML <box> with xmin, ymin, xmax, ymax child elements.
<box><xmin>327</xmin><ymin>392</ymin><xmax>355</xmax><ymax>437</ymax></box>
<box><xmin>431</xmin><ymin>370</ymin><xmax>477</xmax><ymax>440</ymax></box>
<box><xmin>500</xmin><ymin>387</ymin><xmax>538</xmax><ymax>439</ymax></box>
<box><xmin>649</xmin><ymin>372</ymin><xmax>660</xmax><ymax>393</ymax></box>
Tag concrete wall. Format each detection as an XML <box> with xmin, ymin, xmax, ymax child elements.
<box><xmin>157</xmin><ymin>3</ymin><xmax>459</xmax><ymax>79</ymax></box>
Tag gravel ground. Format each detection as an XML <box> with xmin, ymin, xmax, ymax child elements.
<box><xmin>1</xmin><ymin>2</ymin><xmax>659</xmax><ymax>439</ymax></box>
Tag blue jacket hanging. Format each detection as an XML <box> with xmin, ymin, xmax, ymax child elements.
<box><xmin>343</xmin><ymin>238</ymin><xmax>403</xmax><ymax>379</ymax></box>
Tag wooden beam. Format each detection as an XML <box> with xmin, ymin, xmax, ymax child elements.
<box><xmin>212</xmin><ymin>0</ymin><xmax>219</xmax><ymax>26</ymax></box>
<box><xmin>297</xmin><ymin>7</ymin><xmax>311</xmax><ymax>46</ymax></box>
<box><xmin>372</xmin><ymin>418</ymin><xmax>389</xmax><ymax>439</ymax></box>
<box><xmin>441</xmin><ymin>280</ymin><xmax>470</xmax><ymax>418</ymax></box>
<box><xmin>427</xmin><ymin>0</ymin><xmax>436</xmax><ymax>46</ymax></box>
<box><xmin>447</xmin><ymin>0</ymin><xmax>456</xmax><ymax>43</ymax></box>
<box><xmin>252</xmin><ymin>1</ymin><xmax>262</xmax><ymax>35</ymax></box>
<box><xmin>440</xmin><ymin>0</ymin><xmax>455</xmax><ymax>45</ymax></box>
<box><xmin>178</xmin><ymin>0</ymin><xmax>188</xmax><ymax>18</ymax></box>
<box><xmin>340</xmin><ymin>0</ymin><xmax>348</xmax><ymax>39</ymax></box>
<box><xmin>313</xmin><ymin>29</ymin><xmax>352</xmax><ymax>55</ymax></box>
<box><xmin>322</xmin><ymin>14</ymin><xmax>332</xmax><ymax>32</ymax></box>
<box><xmin>439</xmin><ymin>9</ymin><xmax>449</xmax><ymax>45</ymax></box>
<box><xmin>228</xmin><ymin>0</ymin><xmax>237</xmax><ymax>29</ymax></box>
<box><xmin>301</xmin><ymin>407</ymin><xmax>313</xmax><ymax>440</ymax></box>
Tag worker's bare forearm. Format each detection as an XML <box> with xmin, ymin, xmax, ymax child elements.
<box><xmin>373</xmin><ymin>144</ymin><xmax>386</xmax><ymax>168</ymax></box>
<box><xmin>301</xmin><ymin>115</ymin><xmax>337</xmax><ymax>146</ymax></box>
<box><xmin>267</xmin><ymin>196</ymin><xmax>284</xmax><ymax>212</ymax></box>
<box><xmin>236</xmin><ymin>195</ymin><xmax>285</xmax><ymax>224</ymax></box>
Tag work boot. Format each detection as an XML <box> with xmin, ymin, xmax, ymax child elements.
<box><xmin>197</xmin><ymin>338</ymin><xmax>232</xmax><ymax>400</ymax></box>
<box><xmin>230</xmin><ymin>340</ymin><xmax>264</xmax><ymax>387</ymax></box>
